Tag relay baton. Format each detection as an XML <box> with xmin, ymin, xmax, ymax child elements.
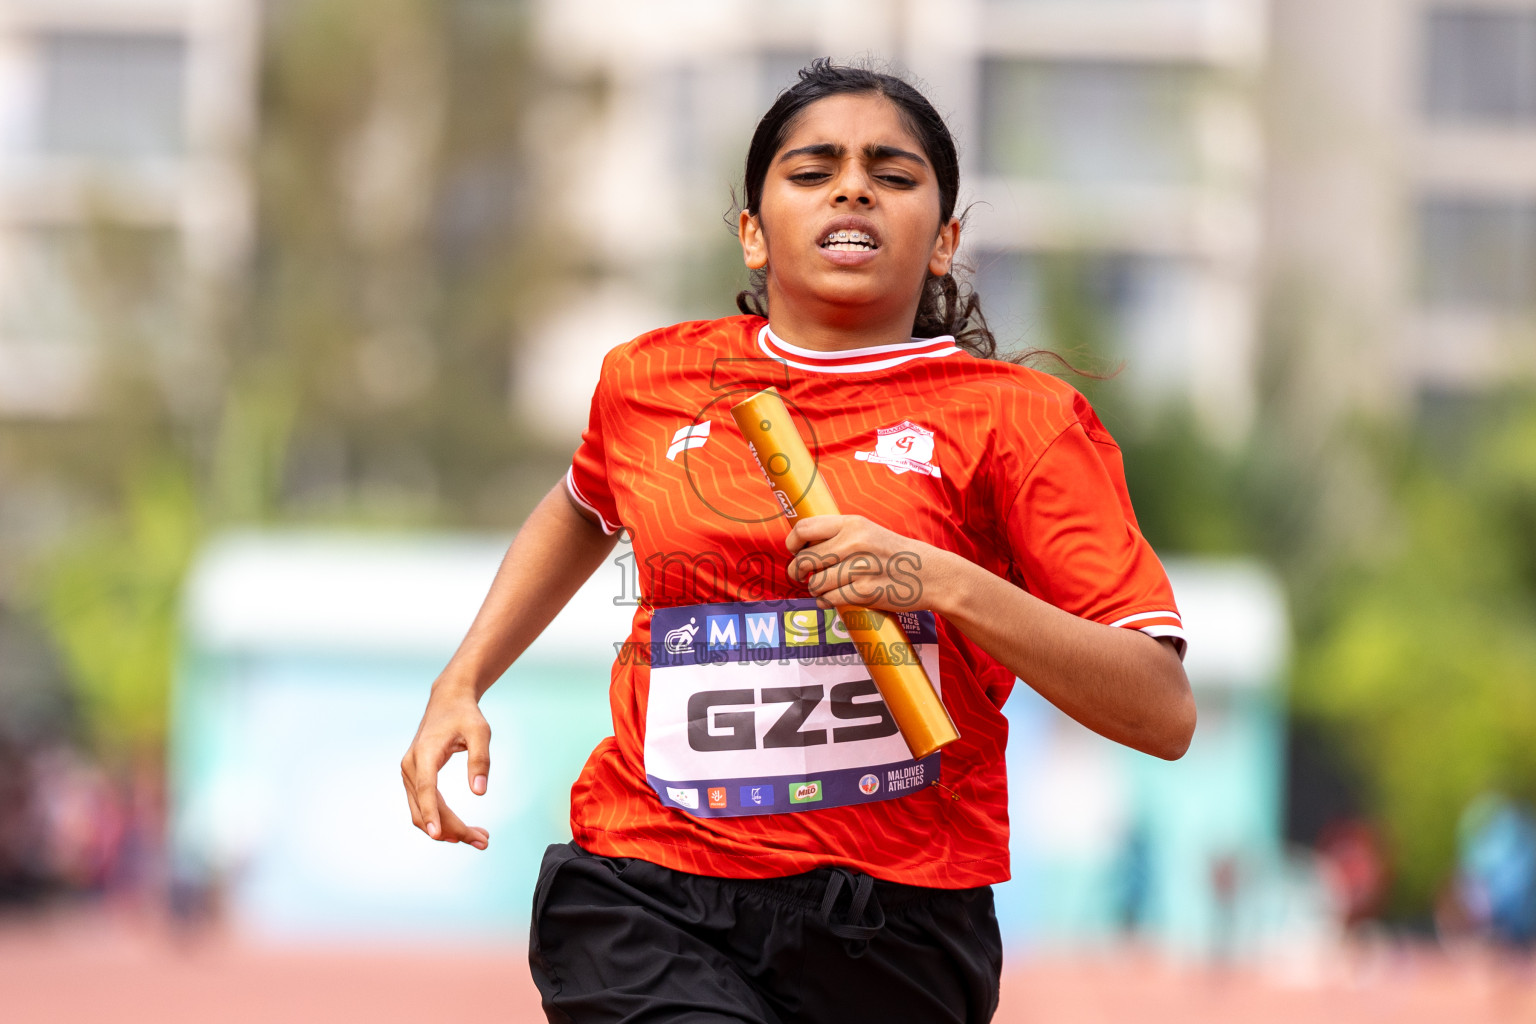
<box><xmin>730</xmin><ymin>387</ymin><xmax>960</xmax><ymax>760</ymax></box>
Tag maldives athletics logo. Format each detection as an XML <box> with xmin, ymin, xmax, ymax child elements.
<box><xmin>855</xmin><ymin>420</ymin><xmax>941</xmax><ymax>478</ymax></box>
<box><xmin>858</xmin><ymin>773</ymin><xmax>880</xmax><ymax>795</ymax></box>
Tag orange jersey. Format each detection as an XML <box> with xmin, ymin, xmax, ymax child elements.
<box><xmin>563</xmin><ymin>314</ymin><xmax>1183</xmax><ymax>888</ymax></box>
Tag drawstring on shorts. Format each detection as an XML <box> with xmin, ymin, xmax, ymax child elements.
<box><xmin>817</xmin><ymin>867</ymin><xmax>886</xmax><ymax>958</ymax></box>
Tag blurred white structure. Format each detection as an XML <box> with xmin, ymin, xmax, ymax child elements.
<box><xmin>0</xmin><ymin>0</ymin><xmax>256</xmax><ymax>416</ymax></box>
<box><xmin>523</xmin><ymin>0</ymin><xmax>1270</xmax><ymax>439</ymax></box>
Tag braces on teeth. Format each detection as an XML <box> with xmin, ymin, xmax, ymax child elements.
<box><xmin>821</xmin><ymin>229</ymin><xmax>878</xmax><ymax>250</ymax></box>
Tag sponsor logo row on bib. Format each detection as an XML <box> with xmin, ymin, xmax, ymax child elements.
<box><xmin>659</xmin><ymin>602</ymin><xmax>933</xmax><ymax>658</ymax></box>
<box><xmin>665</xmin><ymin>608</ymin><xmax>847</xmax><ymax>654</ymax></box>
<box><xmin>663</xmin><ymin>773</ymin><xmax>888</xmax><ymax>812</ymax></box>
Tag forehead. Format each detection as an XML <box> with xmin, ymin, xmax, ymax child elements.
<box><xmin>775</xmin><ymin>92</ymin><xmax>926</xmax><ymax>159</ymax></box>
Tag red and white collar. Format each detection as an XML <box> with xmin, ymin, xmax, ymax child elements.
<box><xmin>757</xmin><ymin>324</ymin><xmax>962</xmax><ymax>374</ymax></box>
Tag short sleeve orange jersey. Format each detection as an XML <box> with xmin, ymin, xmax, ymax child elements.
<box><xmin>563</xmin><ymin>314</ymin><xmax>1183</xmax><ymax>888</ymax></box>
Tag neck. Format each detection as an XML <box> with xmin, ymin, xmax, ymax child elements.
<box><xmin>762</xmin><ymin>283</ymin><xmax>923</xmax><ymax>352</ymax></box>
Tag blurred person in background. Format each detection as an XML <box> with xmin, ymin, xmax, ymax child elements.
<box><xmin>1113</xmin><ymin>821</ymin><xmax>1153</xmax><ymax>938</ymax></box>
<box><xmin>0</xmin><ymin>737</ymin><xmax>132</xmax><ymax>909</ymax></box>
<box><xmin>1449</xmin><ymin>793</ymin><xmax>1536</xmax><ymax>952</ymax></box>
<box><xmin>403</xmin><ymin>60</ymin><xmax>1195</xmax><ymax>1023</ymax></box>
<box><xmin>30</xmin><ymin>745</ymin><xmax>127</xmax><ymax>895</ymax></box>
<box><xmin>1209</xmin><ymin>853</ymin><xmax>1240</xmax><ymax>967</ymax></box>
<box><xmin>0</xmin><ymin>737</ymin><xmax>40</xmax><ymax>904</ymax></box>
<box><xmin>1316</xmin><ymin>818</ymin><xmax>1388</xmax><ymax>931</ymax></box>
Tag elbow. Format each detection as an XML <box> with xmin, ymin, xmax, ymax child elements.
<box><xmin>1151</xmin><ymin>688</ymin><xmax>1198</xmax><ymax>761</ymax></box>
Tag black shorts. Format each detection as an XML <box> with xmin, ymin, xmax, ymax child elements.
<box><xmin>528</xmin><ymin>841</ymin><xmax>1002</xmax><ymax>1024</ymax></box>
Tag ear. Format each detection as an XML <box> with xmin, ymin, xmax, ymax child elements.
<box><xmin>740</xmin><ymin>209</ymin><xmax>769</xmax><ymax>271</ymax></box>
<box><xmin>928</xmin><ymin>217</ymin><xmax>961</xmax><ymax>277</ymax></box>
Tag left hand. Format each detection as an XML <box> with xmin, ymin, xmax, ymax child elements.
<box><xmin>785</xmin><ymin>514</ymin><xmax>950</xmax><ymax>612</ymax></box>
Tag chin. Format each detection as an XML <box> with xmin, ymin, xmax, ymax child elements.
<box><xmin>804</xmin><ymin>274</ymin><xmax>894</xmax><ymax>309</ymax></box>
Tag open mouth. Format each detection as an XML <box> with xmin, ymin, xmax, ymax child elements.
<box><xmin>819</xmin><ymin>229</ymin><xmax>879</xmax><ymax>252</ymax></box>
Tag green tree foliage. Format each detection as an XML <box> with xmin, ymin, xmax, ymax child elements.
<box><xmin>31</xmin><ymin>461</ymin><xmax>199</xmax><ymax>757</ymax></box>
<box><xmin>1294</xmin><ymin>395</ymin><xmax>1536</xmax><ymax>912</ymax></box>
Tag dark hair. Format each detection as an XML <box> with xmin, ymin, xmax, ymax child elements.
<box><xmin>735</xmin><ymin>58</ymin><xmax>1000</xmax><ymax>359</ymax></box>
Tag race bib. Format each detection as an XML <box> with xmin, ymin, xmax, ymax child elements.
<box><xmin>644</xmin><ymin>598</ymin><xmax>941</xmax><ymax>818</ymax></box>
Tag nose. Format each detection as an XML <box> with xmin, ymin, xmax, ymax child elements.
<box><xmin>832</xmin><ymin>162</ymin><xmax>874</xmax><ymax>206</ymax></box>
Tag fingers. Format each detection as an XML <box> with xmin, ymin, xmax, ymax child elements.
<box><xmin>410</xmin><ymin>750</ymin><xmax>447</xmax><ymax>838</ymax></box>
<box><xmin>784</xmin><ymin>514</ymin><xmax>845</xmax><ymax>553</ymax></box>
<box><xmin>403</xmin><ymin>690</ymin><xmax>494</xmax><ymax>849</ymax></box>
<box><xmin>403</xmin><ymin>766</ymin><xmax>426</xmax><ymax>830</ymax></box>
<box><xmin>786</xmin><ymin>516</ymin><xmax>892</xmax><ymax>581</ymax></box>
<box><xmin>466</xmin><ymin>720</ymin><xmax>491</xmax><ymax>796</ymax></box>
<box><xmin>402</xmin><ymin>760</ymin><xmax>490</xmax><ymax>850</ymax></box>
<box><xmin>805</xmin><ymin>551</ymin><xmax>878</xmax><ymax>595</ymax></box>
<box><xmin>436</xmin><ymin>799</ymin><xmax>490</xmax><ymax>850</ymax></box>
<box><xmin>812</xmin><ymin>582</ymin><xmax>882</xmax><ymax>609</ymax></box>
<box><xmin>789</xmin><ymin>547</ymin><xmax>839</xmax><ymax>584</ymax></box>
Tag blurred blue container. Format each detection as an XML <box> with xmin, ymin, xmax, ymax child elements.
<box><xmin>171</xmin><ymin>534</ymin><xmax>1291</xmax><ymax>954</ymax></box>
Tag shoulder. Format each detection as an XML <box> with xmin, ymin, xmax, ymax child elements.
<box><xmin>938</xmin><ymin>352</ymin><xmax>1113</xmax><ymax>448</ymax></box>
<box><xmin>599</xmin><ymin>314</ymin><xmax>765</xmax><ymax>378</ymax></box>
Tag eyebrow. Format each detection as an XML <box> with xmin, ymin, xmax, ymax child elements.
<box><xmin>776</xmin><ymin>142</ymin><xmax>930</xmax><ymax>167</ymax></box>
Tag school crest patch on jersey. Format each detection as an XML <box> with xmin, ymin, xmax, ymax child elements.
<box><xmin>854</xmin><ymin>420</ymin><xmax>941</xmax><ymax>478</ymax></box>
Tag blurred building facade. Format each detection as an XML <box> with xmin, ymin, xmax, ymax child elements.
<box><xmin>0</xmin><ymin>0</ymin><xmax>256</xmax><ymax>417</ymax></box>
<box><xmin>0</xmin><ymin>3</ymin><xmax>1529</xmax><ymax>534</ymax></box>
<box><xmin>522</xmin><ymin>0</ymin><xmax>1536</xmax><ymax>435</ymax></box>
<box><xmin>2</xmin><ymin>1</ymin><xmax>1519</xmax><ymax>447</ymax></box>
<box><xmin>1</xmin><ymin>1</ymin><xmax>1527</xmax><ymax>546</ymax></box>
<box><xmin>1269</xmin><ymin>0</ymin><xmax>1536</xmax><ymax>414</ymax></box>
<box><xmin>521</xmin><ymin>0</ymin><xmax>1270</xmax><ymax>439</ymax></box>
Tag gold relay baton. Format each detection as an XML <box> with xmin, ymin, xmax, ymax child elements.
<box><xmin>730</xmin><ymin>387</ymin><xmax>960</xmax><ymax>760</ymax></box>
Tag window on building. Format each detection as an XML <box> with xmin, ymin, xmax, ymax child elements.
<box><xmin>1423</xmin><ymin>7</ymin><xmax>1536</xmax><ymax>125</ymax></box>
<box><xmin>38</xmin><ymin>31</ymin><xmax>187</xmax><ymax>158</ymax></box>
<box><xmin>1419</xmin><ymin>194</ymin><xmax>1536</xmax><ymax>310</ymax></box>
<box><xmin>979</xmin><ymin>59</ymin><xmax>1197</xmax><ymax>183</ymax></box>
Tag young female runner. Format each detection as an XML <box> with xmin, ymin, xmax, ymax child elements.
<box><xmin>402</xmin><ymin>60</ymin><xmax>1195</xmax><ymax>1023</ymax></box>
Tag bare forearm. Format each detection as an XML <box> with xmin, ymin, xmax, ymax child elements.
<box><xmin>925</xmin><ymin>547</ymin><xmax>1195</xmax><ymax>759</ymax></box>
<box><xmin>437</xmin><ymin>481</ymin><xmax>618</xmax><ymax>699</ymax></box>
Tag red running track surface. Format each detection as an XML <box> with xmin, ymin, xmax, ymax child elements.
<box><xmin>1</xmin><ymin>910</ymin><xmax>1532</xmax><ymax>1023</ymax></box>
